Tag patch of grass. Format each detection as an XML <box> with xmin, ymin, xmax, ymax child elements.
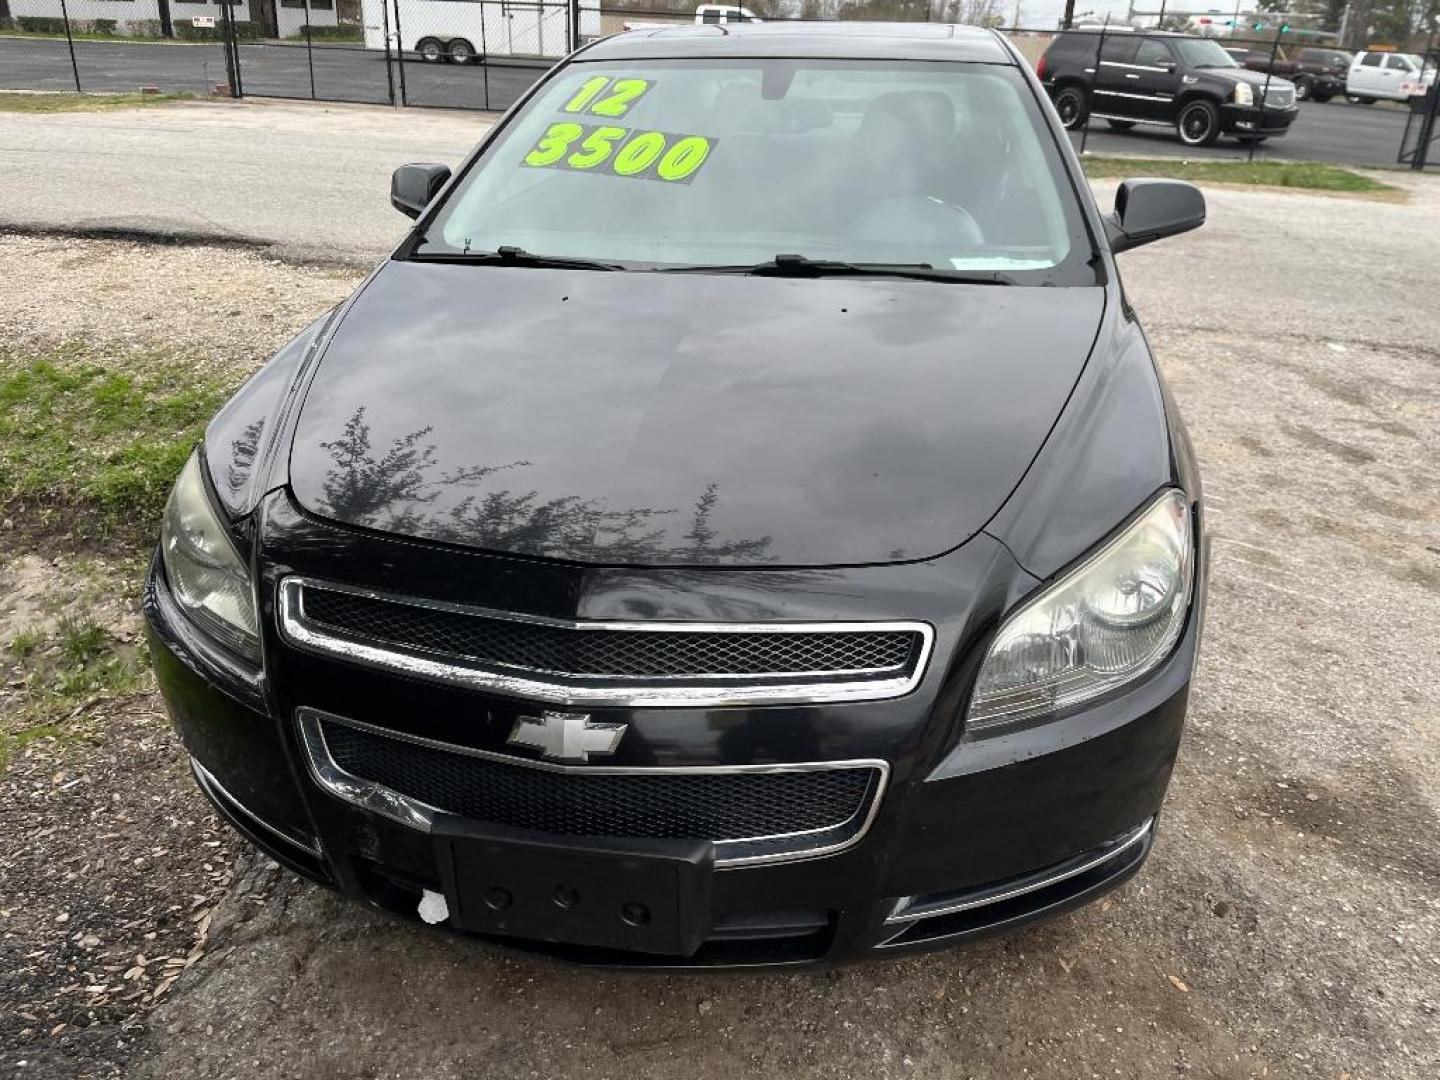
<box><xmin>0</xmin><ymin>91</ymin><xmax>193</xmax><ymax>114</ymax></box>
<box><xmin>57</xmin><ymin>614</ymin><xmax>109</xmax><ymax>665</ymax></box>
<box><xmin>0</xmin><ymin>343</ymin><xmax>235</xmax><ymax>537</ymax></box>
<box><xmin>2</xmin><ymin>616</ymin><xmax>149</xmax><ymax>755</ymax></box>
<box><xmin>1080</xmin><ymin>156</ymin><xmax>1396</xmax><ymax>194</ymax></box>
<box><xmin>0</xmin><ymin>722</ymin><xmax>64</xmax><ymax>774</ymax></box>
<box><xmin>7</xmin><ymin>627</ymin><xmax>44</xmax><ymax>661</ymax></box>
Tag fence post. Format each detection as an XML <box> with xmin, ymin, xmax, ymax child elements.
<box><xmin>1251</xmin><ymin>33</ymin><xmax>1280</xmax><ymax>164</ymax></box>
<box><xmin>1079</xmin><ymin>16</ymin><xmax>1107</xmax><ymax>157</ymax></box>
<box><xmin>57</xmin><ymin>0</ymin><xmax>82</xmax><ymax>92</ymax></box>
<box><xmin>221</xmin><ymin>0</ymin><xmax>244</xmax><ymax>97</ymax></box>
<box><xmin>479</xmin><ymin>1</ymin><xmax>491</xmax><ymax>111</ymax></box>
<box><xmin>391</xmin><ymin>0</ymin><xmax>408</xmax><ymax>107</ymax></box>
<box><xmin>304</xmin><ymin>3</ymin><xmax>316</xmax><ymax>99</ymax></box>
<box><xmin>568</xmin><ymin>0</ymin><xmax>579</xmax><ymax>54</ymax></box>
<box><xmin>380</xmin><ymin>0</ymin><xmax>396</xmax><ymax>106</ymax></box>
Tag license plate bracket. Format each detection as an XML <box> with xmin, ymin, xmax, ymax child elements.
<box><xmin>434</xmin><ymin>822</ymin><xmax>714</xmax><ymax>957</ymax></box>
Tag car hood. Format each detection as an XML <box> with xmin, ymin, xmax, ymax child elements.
<box><xmin>287</xmin><ymin>261</ymin><xmax>1104</xmax><ymax>567</ymax></box>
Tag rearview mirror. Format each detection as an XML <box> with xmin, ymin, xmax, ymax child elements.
<box><xmin>391</xmin><ymin>163</ymin><xmax>452</xmax><ymax>219</ymax></box>
<box><xmin>1105</xmin><ymin>179</ymin><xmax>1206</xmax><ymax>253</ymax></box>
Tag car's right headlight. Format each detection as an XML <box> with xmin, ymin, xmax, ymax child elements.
<box><xmin>160</xmin><ymin>451</ymin><xmax>260</xmax><ymax>661</ymax></box>
<box><xmin>967</xmin><ymin>490</ymin><xmax>1194</xmax><ymax>730</ymax></box>
<box><xmin>1233</xmin><ymin>82</ymin><xmax>1255</xmax><ymax>106</ymax></box>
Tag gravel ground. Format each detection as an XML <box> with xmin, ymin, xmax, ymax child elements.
<box><xmin>0</xmin><ymin>234</ymin><xmax>362</xmax><ymax>377</ymax></box>
<box><xmin>1</xmin><ymin>173</ymin><xmax>1437</xmax><ymax>1080</ymax></box>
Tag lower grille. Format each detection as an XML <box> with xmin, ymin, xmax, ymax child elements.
<box><xmin>300</xmin><ymin>710</ymin><xmax>886</xmax><ymax>866</ymax></box>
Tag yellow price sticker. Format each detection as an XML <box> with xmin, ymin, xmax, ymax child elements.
<box><xmin>521</xmin><ymin>122</ymin><xmax>716</xmax><ymax>184</ymax></box>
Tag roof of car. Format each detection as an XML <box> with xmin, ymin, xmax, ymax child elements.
<box><xmin>579</xmin><ymin>22</ymin><xmax>1013</xmax><ymax>64</ymax></box>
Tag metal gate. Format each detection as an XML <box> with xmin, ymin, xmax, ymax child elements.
<box><xmin>1398</xmin><ymin>55</ymin><xmax>1440</xmax><ymax>171</ymax></box>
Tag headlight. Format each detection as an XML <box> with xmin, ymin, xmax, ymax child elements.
<box><xmin>967</xmin><ymin>490</ymin><xmax>1193</xmax><ymax>729</ymax></box>
<box><xmin>1233</xmin><ymin>82</ymin><xmax>1255</xmax><ymax>106</ymax></box>
<box><xmin>161</xmin><ymin>452</ymin><xmax>260</xmax><ymax>660</ymax></box>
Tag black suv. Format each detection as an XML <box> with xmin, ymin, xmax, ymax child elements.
<box><xmin>1038</xmin><ymin>30</ymin><xmax>1299</xmax><ymax>146</ymax></box>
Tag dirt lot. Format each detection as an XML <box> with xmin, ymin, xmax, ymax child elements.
<box><xmin>1</xmin><ymin>172</ymin><xmax>1438</xmax><ymax>1080</ymax></box>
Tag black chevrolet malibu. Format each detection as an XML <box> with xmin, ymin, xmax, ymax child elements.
<box><xmin>145</xmin><ymin>22</ymin><xmax>1209</xmax><ymax>964</ymax></box>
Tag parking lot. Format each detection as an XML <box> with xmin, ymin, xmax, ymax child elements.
<box><xmin>0</xmin><ymin>97</ymin><xmax>1436</xmax><ymax>1079</ymax></box>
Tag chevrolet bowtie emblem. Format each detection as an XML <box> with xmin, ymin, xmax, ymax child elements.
<box><xmin>507</xmin><ymin>710</ymin><xmax>627</xmax><ymax>763</ymax></box>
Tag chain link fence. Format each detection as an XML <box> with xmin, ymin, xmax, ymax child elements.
<box><xmin>1</xmin><ymin>4</ymin><xmax>1435</xmax><ymax>168</ymax></box>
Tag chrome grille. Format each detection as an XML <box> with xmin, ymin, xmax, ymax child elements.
<box><xmin>301</xmin><ymin>586</ymin><xmax>916</xmax><ymax>678</ymax></box>
<box><xmin>278</xmin><ymin>578</ymin><xmax>933</xmax><ymax>707</ymax></box>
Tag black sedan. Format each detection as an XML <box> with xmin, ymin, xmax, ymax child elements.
<box><xmin>145</xmin><ymin>21</ymin><xmax>1209</xmax><ymax>965</ymax></box>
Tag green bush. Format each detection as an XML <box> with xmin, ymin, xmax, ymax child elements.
<box><xmin>173</xmin><ymin>20</ymin><xmax>262</xmax><ymax>41</ymax></box>
<box><xmin>127</xmin><ymin>19</ymin><xmax>166</xmax><ymax>38</ymax></box>
<box><xmin>17</xmin><ymin>17</ymin><xmax>70</xmax><ymax>34</ymax></box>
<box><xmin>91</xmin><ymin>18</ymin><xmax>118</xmax><ymax>35</ymax></box>
<box><xmin>286</xmin><ymin>25</ymin><xmax>365</xmax><ymax>42</ymax></box>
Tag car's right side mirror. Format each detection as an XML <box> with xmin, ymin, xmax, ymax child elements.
<box><xmin>391</xmin><ymin>163</ymin><xmax>452</xmax><ymax>219</ymax></box>
<box><xmin>1105</xmin><ymin>179</ymin><xmax>1206</xmax><ymax>253</ymax></box>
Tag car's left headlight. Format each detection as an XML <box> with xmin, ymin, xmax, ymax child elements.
<box><xmin>1233</xmin><ymin>82</ymin><xmax>1255</xmax><ymax>106</ymax></box>
<box><xmin>160</xmin><ymin>451</ymin><xmax>260</xmax><ymax>661</ymax></box>
<box><xmin>967</xmin><ymin>489</ymin><xmax>1194</xmax><ymax>730</ymax></box>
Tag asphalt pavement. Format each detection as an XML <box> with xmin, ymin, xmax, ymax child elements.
<box><xmin>1069</xmin><ymin>98</ymin><xmax>1413</xmax><ymax>167</ymax></box>
<box><xmin>0</xmin><ymin>36</ymin><xmax>549</xmax><ymax>111</ymax></box>
<box><xmin>0</xmin><ymin>34</ymin><xmax>1419</xmax><ymax>167</ymax></box>
<box><xmin>0</xmin><ymin>99</ymin><xmax>489</xmax><ymax>264</ymax></box>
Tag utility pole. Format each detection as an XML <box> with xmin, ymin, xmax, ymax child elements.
<box><xmin>1062</xmin><ymin>0</ymin><xmax>1076</xmax><ymax>29</ymax></box>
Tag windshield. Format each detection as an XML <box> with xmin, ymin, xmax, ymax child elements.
<box><xmin>416</xmin><ymin>59</ymin><xmax>1093</xmax><ymax>285</ymax></box>
<box><xmin>1173</xmin><ymin>39</ymin><xmax>1238</xmax><ymax>68</ymax></box>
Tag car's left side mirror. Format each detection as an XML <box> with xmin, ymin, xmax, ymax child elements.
<box><xmin>391</xmin><ymin>163</ymin><xmax>452</xmax><ymax>219</ymax></box>
<box><xmin>1105</xmin><ymin>179</ymin><xmax>1206</xmax><ymax>254</ymax></box>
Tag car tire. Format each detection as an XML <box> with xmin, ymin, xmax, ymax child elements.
<box><xmin>1106</xmin><ymin>119</ymin><xmax>1136</xmax><ymax>131</ymax></box>
<box><xmin>1053</xmin><ymin>85</ymin><xmax>1089</xmax><ymax>130</ymax></box>
<box><xmin>416</xmin><ymin>37</ymin><xmax>443</xmax><ymax>63</ymax></box>
<box><xmin>447</xmin><ymin>38</ymin><xmax>476</xmax><ymax>65</ymax></box>
<box><xmin>1292</xmin><ymin>76</ymin><xmax>1313</xmax><ymax>101</ymax></box>
<box><xmin>1346</xmin><ymin>94</ymin><xmax>1375</xmax><ymax>104</ymax></box>
<box><xmin>1176</xmin><ymin>99</ymin><xmax>1220</xmax><ymax>147</ymax></box>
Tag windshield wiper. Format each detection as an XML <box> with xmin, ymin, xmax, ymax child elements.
<box><xmin>663</xmin><ymin>253</ymin><xmax>1014</xmax><ymax>285</ymax></box>
<box><xmin>411</xmin><ymin>245</ymin><xmax>625</xmax><ymax>271</ymax></box>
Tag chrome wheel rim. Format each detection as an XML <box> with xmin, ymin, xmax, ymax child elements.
<box><xmin>1057</xmin><ymin>92</ymin><xmax>1081</xmax><ymax>127</ymax></box>
<box><xmin>1180</xmin><ymin>106</ymin><xmax>1211</xmax><ymax>144</ymax></box>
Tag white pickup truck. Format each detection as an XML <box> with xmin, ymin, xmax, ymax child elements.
<box><xmin>624</xmin><ymin>5</ymin><xmax>763</xmax><ymax>32</ymax></box>
<box><xmin>1345</xmin><ymin>51</ymin><xmax>1436</xmax><ymax>103</ymax></box>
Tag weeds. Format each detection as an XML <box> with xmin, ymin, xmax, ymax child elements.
<box><xmin>0</xmin><ymin>343</ymin><xmax>235</xmax><ymax>538</ymax></box>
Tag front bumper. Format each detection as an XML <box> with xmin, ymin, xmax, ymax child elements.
<box><xmin>1222</xmin><ymin>102</ymin><xmax>1299</xmax><ymax>136</ymax></box>
<box><xmin>144</xmin><ymin>518</ymin><xmax>1203</xmax><ymax>966</ymax></box>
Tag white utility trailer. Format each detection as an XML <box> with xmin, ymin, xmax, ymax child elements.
<box><xmin>360</xmin><ymin>0</ymin><xmax>602</xmax><ymax>62</ymax></box>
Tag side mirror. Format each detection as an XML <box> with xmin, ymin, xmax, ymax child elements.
<box><xmin>391</xmin><ymin>163</ymin><xmax>452</xmax><ymax>219</ymax></box>
<box><xmin>1105</xmin><ymin>179</ymin><xmax>1205</xmax><ymax>254</ymax></box>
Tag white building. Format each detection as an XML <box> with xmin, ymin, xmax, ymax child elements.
<box><xmin>8</xmin><ymin>0</ymin><xmax>339</xmax><ymax>39</ymax></box>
